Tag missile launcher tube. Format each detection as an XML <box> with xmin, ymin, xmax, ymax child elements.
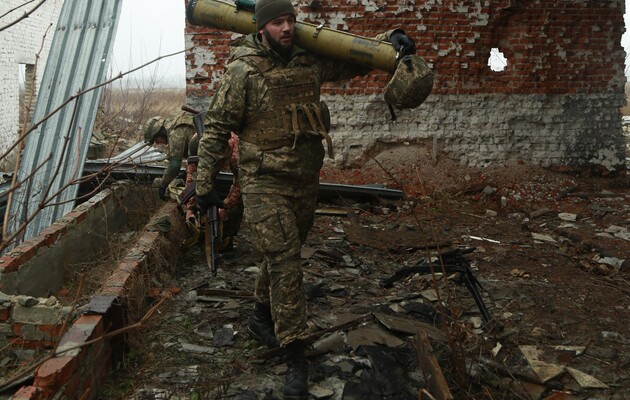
<box><xmin>186</xmin><ymin>0</ymin><xmax>398</xmax><ymax>74</ymax></box>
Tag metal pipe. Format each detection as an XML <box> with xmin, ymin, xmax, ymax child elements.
<box><xmin>186</xmin><ymin>0</ymin><xmax>398</xmax><ymax>73</ymax></box>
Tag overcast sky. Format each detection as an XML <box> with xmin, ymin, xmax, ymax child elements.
<box><xmin>111</xmin><ymin>0</ymin><xmax>630</xmax><ymax>87</ymax></box>
<box><xmin>111</xmin><ymin>0</ymin><xmax>186</xmax><ymax>88</ymax></box>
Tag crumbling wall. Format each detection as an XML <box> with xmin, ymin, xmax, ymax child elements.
<box><xmin>8</xmin><ymin>201</ymin><xmax>186</xmax><ymax>400</ymax></box>
<box><xmin>185</xmin><ymin>0</ymin><xmax>627</xmax><ymax>172</ymax></box>
<box><xmin>0</xmin><ymin>293</ymin><xmax>72</xmax><ymax>351</ymax></box>
<box><xmin>0</xmin><ymin>0</ymin><xmax>63</xmax><ymax>171</ymax></box>
<box><xmin>0</xmin><ymin>183</ymin><xmax>148</xmax><ymax>297</ymax></box>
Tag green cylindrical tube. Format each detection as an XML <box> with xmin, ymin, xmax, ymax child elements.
<box><xmin>186</xmin><ymin>0</ymin><xmax>398</xmax><ymax>73</ymax></box>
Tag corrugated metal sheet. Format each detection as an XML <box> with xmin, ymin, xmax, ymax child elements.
<box><xmin>4</xmin><ymin>0</ymin><xmax>122</xmax><ymax>248</ymax></box>
<box><xmin>94</xmin><ymin>141</ymin><xmax>167</xmax><ymax>165</ymax></box>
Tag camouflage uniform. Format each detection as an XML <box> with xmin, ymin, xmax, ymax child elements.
<box><xmin>184</xmin><ymin>132</ymin><xmax>242</xmax><ymax>252</ymax></box>
<box><xmin>158</xmin><ymin>113</ymin><xmax>198</xmax><ymax>190</ymax></box>
<box><xmin>218</xmin><ymin>133</ymin><xmax>243</xmax><ymax>240</ymax></box>
<box><xmin>197</xmin><ymin>33</ymin><xmax>375</xmax><ymax>346</ymax></box>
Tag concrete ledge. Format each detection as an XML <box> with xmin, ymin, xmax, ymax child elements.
<box><xmin>0</xmin><ymin>183</ymin><xmax>138</xmax><ymax>297</ymax></box>
<box><xmin>11</xmin><ymin>201</ymin><xmax>185</xmax><ymax>399</ymax></box>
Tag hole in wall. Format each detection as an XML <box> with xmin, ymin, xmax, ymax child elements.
<box><xmin>488</xmin><ymin>47</ymin><xmax>507</xmax><ymax>72</ymax></box>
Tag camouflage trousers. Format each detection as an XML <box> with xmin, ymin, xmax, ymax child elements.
<box><xmin>243</xmin><ymin>191</ymin><xmax>317</xmax><ymax>347</ymax></box>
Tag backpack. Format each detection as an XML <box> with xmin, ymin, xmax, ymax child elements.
<box><xmin>384</xmin><ymin>54</ymin><xmax>434</xmax><ymax>110</ymax></box>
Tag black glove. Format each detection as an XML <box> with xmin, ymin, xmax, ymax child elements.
<box><xmin>158</xmin><ymin>186</ymin><xmax>168</xmax><ymax>201</ymax></box>
<box><xmin>390</xmin><ymin>29</ymin><xmax>416</xmax><ymax>57</ymax></box>
<box><xmin>196</xmin><ymin>188</ymin><xmax>225</xmax><ymax>214</ymax></box>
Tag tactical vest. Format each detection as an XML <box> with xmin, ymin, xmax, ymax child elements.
<box><xmin>239</xmin><ymin>55</ymin><xmax>334</xmax><ymax>158</ymax></box>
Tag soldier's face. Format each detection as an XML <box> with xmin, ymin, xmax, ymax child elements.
<box><xmin>260</xmin><ymin>14</ymin><xmax>295</xmax><ymax>53</ymax></box>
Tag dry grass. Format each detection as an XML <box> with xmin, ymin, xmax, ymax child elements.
<box><xmin>622</xmin><ymin>83</ymin><xmax>630</xmax><ymax>115</ymax></box>
<box><xmin>94</xmin><ymin>86</ymin><xmax>186</xmax><ymax>156</ymax></box>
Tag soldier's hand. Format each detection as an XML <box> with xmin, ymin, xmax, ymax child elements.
<box><xmin>196</xmin><ymin>188</ymin><xmax>225</xmax><ymax>213</ymax></box>
<box><xmin>390</xmin><ymin>29</ymin><xmax>416</xmax><ymax>57</ymax></box>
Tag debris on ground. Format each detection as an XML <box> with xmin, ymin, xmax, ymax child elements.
<box><xmin>100</xmin><ymin>159</ymin><xmax>630</xmax><ymax>400</ymax></box>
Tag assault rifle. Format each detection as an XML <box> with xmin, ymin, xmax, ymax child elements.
<box><xmin>205</xmin><ymin>203</ymin><xmax>222</xmax><ymax>276</ymax></box>
<box><xmin>181</xmin><ymin>105</ymin><xmax>206</xmax><ymax>136</ymax></box>
<box><xmin>179</xmin><ymin>105</ymin><xmax>221</xmax><ymax>275</ymax></box>
<box><xmin>179</xmin><ymin>178</ymin><xmax>223</xmax><ymax>276</ymax></box>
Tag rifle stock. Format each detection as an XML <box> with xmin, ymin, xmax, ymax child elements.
<box><xmin>181</xmin><ymin>105</ymin><xmax>206</xmax><ymax>136</ymax></box>
<box><xmin>205</xmin><ymin>205</ymin><xmax>222</xmax><ymax>276</ymax></box>
<box><xmin>179</xmin><ymin>181</ymin><xmax>197</xmax><ymax>205</ymax></box>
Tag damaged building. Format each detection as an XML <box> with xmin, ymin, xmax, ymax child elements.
<box><xmin>186</xmin><ymin>0</ymin><xmax>628</xmax><ymax>171</ymax></box>
<box><xmin>0</xmin><ymin>0</ymin><xmax>64</xmax><ymax>171</ymax></box>
<box><xmin>0</xmin><ymin>0</ymin><xmax>629</xmax><ymax>399</ymax></box>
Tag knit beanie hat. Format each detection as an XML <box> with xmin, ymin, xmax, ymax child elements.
<box><xmin>255</xmin><ymin>0</ymin><xmax>295</xmax><ymax>29</ymax></box>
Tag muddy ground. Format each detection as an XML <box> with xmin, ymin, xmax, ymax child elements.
<box><xmin>101</xmin><ymin>150</ymin><xmax>630</xmax><ymax>400</ymax></box>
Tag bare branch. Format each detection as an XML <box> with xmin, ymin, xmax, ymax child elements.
<box><xmin>1</xmin><ymin>47</ymin><xmax>189</xmax><ymax>248</ymax></box>
<box><xmin>2</xmin><ymin>49</ymin><xmax>188</xmax><ymax>163</ymax></box>
<box><xmin>0</xmin><ymin>47</ymin><xmax>193</xmax><ymax>163</ymax></box>
<box><xmin>0</xmin><ymin>292</ymin><xmax>172</xmax><ymax>393</ymax></box>
<box><xmin>0</xmin><ymin>0</ymin><xmax>37</xmax><ymax>21</ymax></box>
<box><xmin>1</xmin><ymin>23</ymin><xmax>51</xmax><ymax>242</ymax></box>
<box><xmin>0</xmin><ymin>0</ymin><xmax>49</xmax><ymax>33</ymax></box>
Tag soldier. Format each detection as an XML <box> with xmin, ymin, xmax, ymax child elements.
<box><xmin>143</xmin><ymin>112</ymin><xmax>198</xmax><ymax>200</ymax></box>
<box><xmin>145</xmin><ymin>111</ymin><xmax>243</xmax><ymax>249</ymax></box>
<box><xmin>195</xmin><ymin>0</ymin><xmax>415</xmax><ymax>397</ymax></box>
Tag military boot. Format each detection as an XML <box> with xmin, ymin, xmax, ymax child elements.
<box><xmin>283</xmin><ymin>341</ymin><xmax>308</xmax><ymax>400</ymax></box>
<box><xmin>247</xmin><ymin>303</ymin><xmax>278</xmax><ymax>348</ymax></box>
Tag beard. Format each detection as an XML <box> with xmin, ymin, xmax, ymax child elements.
<box><xmin>262</xmin><ymin>29</ymin><xmax>293</xmax><ymax>60</ymax></box>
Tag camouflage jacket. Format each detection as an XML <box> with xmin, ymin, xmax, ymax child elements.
<box><xmin>159</xmin><ymin>113</ymin><xmax>198</xmax><ymax>189</ymax></box>
<box><xmin>196</xmin><ymin>33</ymin><xmax>383</xmax><ymax>197</ymax></box>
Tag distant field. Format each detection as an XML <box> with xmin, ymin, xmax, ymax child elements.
<box><xmin>95</xmin><ymin>87</ymin><xmax>186</xmax><ymax>144</ymax></box>
<box><xmin>622</xmin><ymin>83</ymin><xmax>630</xmax><ymax>116</ymax></box>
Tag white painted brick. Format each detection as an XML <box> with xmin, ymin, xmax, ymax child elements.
<box><xmin>0</xmin><ymin>0</ymin><xmax>63</xmax><ymax>169</ymax></box>
<box><xmin>323</xmin><ymin>92</ymin><xmax>626</xmax><ymax>170</ymax></box>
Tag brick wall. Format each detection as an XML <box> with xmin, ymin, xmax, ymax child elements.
<box><xmin>0</xmin><ymin>0</ymin><xmax>63</xmax><ymax>171</ymax></box>
<box><xmin>185</xmin><ymin>0</ymin><xmax>628</xmax><ymax>172</ymax></box>
<box><xmin>11</xmin><ymin>200</ymin><xmax>186</xmax><ymax>400</ymax></box>
<box><xmin>0</xmin><ymin>293</ymin><xmax>71</xmax><ymax>351</ymax></box>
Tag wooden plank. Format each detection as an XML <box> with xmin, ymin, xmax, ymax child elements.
<box><xmin>373</xmin><ymin>313</ymin><xmax>446</xmax><ymax>343</ymax></box>
<box><xmin>414</xmin><ymin>329</ymin><xmax>453</xmax><ymax>400</ymax></box>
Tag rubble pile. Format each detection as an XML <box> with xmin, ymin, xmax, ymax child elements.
<box><xmin>101</xmin><ymin>163</ymin><xmax>630</xmax><ymax>400</ymax></box>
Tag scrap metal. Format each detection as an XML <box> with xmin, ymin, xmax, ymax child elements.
<box><xmin>379</xmin><ymin>247</ymin><xmax>494</xmax><ymax>325</ymax></box>
<box><xmin>3</xmin><ymin>0</ymin><xmax>122</xmax><ymax>249</ymax></box>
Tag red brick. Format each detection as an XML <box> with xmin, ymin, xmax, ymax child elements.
<box><xmin>62</xmin><ymin>373</ymin><xmax>82</xmax><ymax>398</ymax></box>
<box><xmin>12</xmin><ymin>386</ymin><xmax>43</xmax><ymax>400</ymax></box>
<box><xmin>76</xmin><ymin>314</ymin><xmax>105</xmax><ymax>338</ymax></box>
<box><xmin>9</xmin><ymin>337</ymin><xmax>56</xmax><ymax>349</ymax></box>
<box><xmin>13</xmin><ymin>322</ymin><xmax>23</xmax><ymax>336</ymax></box>
<box><xmin>37</xmin><ymin>324</ymin><xmax>65</xmax><ymax>339</ymax></box>
<box><xmin>190</xmin><ymin>1</ymin><xmax>624</xmax><ymax>95</ymax></box>
<box><xmin>34</xmin><ymin>357</ymin><xmax>75</xmax><ymax>397</ymax></box>
<box><xmin>0</xmin><ymin>307</ymin><xmax>11</xmax><ymax>321</ymax></box>
<box><xmin>38</xmin><ymin>224</ymin><xmax>66</xmax><ymax>247</ymax></box>
<box><xmin>0</xmin><ymin>254</ymin><xmax>22</xmax><ymax>273</ymax></box>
